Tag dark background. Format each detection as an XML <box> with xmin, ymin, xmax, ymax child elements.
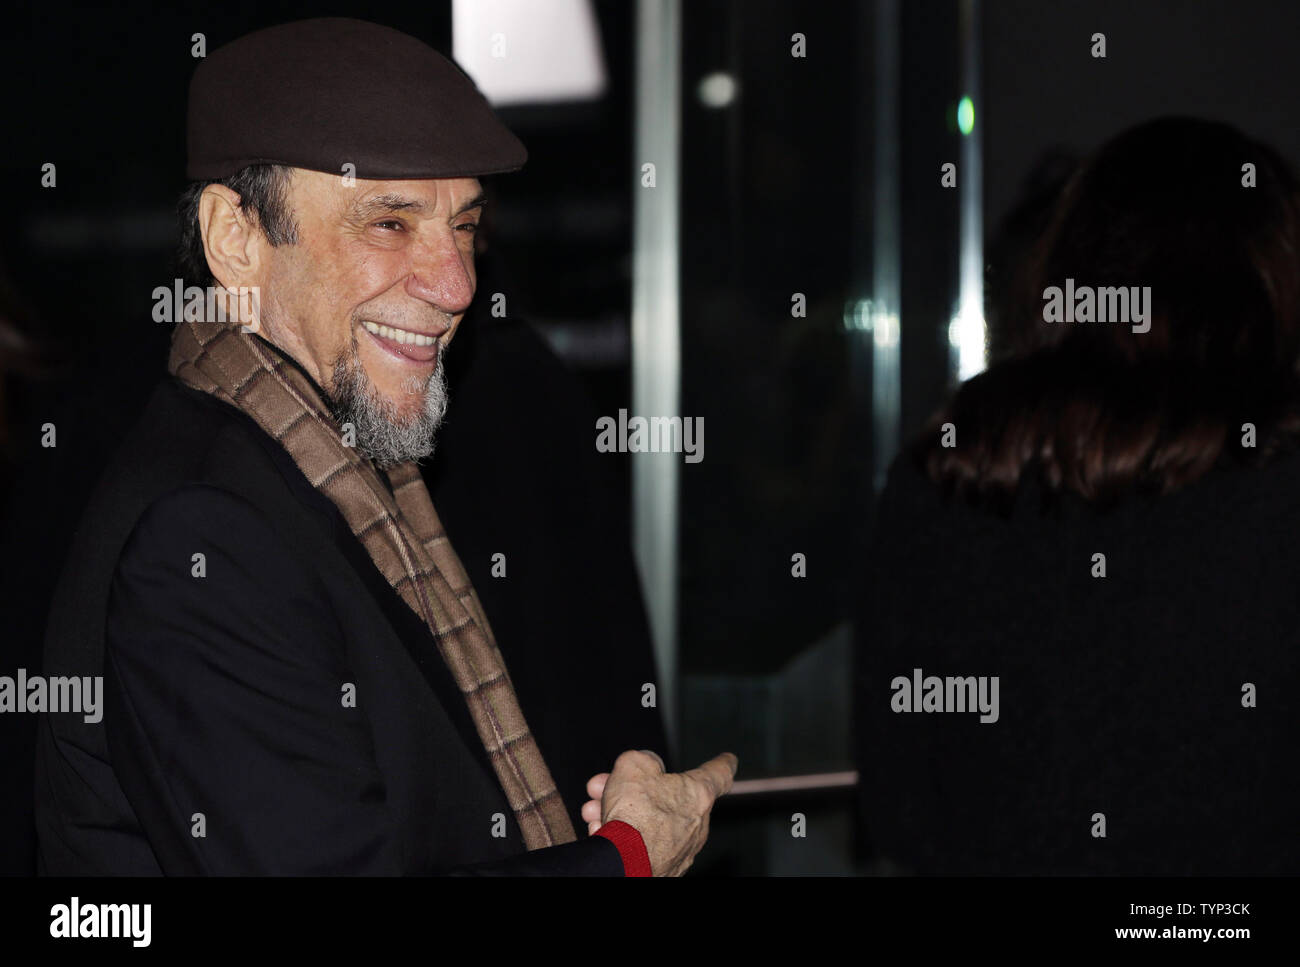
<box><xmin>4</xmin><ymin>0</ymin><xmax>1300</xmax><ymax>876</ymax></box>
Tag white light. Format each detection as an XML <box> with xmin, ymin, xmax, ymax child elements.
<box><xmin>873</xmin><ymin>309</ymin><xmax>900</xmax><ymax>350</ymax></box>
<box><xmin>842</xmin><ymin>298</ymin><xmax>899</xmax><ymax>347</ymax></box>
<box><xmin>697</xmin><ymin>71</ymin><xmax>737</xmax><ymax>108</ymax></box>
<box><xmin>842</xmin><ymin>298</ymin><xmax>871</xmax><ymax>332</ymax></box>
<box><xmin>948</xmin><ymin>295</ymin><xmax>987</xmax><ymax>380</ymax></box>
<box><xmin>452</xmin><ymin>0</ymin><xmax>607</xmax><ymax>106</ymax></box>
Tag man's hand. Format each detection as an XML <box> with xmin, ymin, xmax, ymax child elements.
<box><xmin>580</xmin><ymin>750</ymin><xmax>738</xmax><ymax>877</ymax></box>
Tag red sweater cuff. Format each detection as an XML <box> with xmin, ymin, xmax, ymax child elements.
<box><xmin>593</xmin><ymin>820</ymin><xmax>652</xmax><ymax>876</ymax></box>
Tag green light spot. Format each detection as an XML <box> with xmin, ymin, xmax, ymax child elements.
<box><xmin>957</xmin><ymin>96</ymin><xmax>975</xmax><ymax>136</ymax></box>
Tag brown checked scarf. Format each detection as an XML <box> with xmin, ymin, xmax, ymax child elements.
<box><xmin>168</xmin><ymin>317</ymin><xmax>576</xmax><ymax>851</ymax></box>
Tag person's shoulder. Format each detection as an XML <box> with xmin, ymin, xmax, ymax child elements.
<box><xmin>126</xmin><ymin>481</ymin><xmax>282</xmax><ymax>548</ymax></box>
<box><xmin>863</xmin><ymin>451</ymin><xmax>948</xmax><ymax>557</ymax></box>
<box><xmin>113</xmin><ymin>481</ymin><xmax>324</xmax><ymax>610</ymax></box>
<box><xmin>59</xmin><ymin>376</ymin><xmax>332</xmax><ymax>583</ymax></box>
<box><xmin>1240</xmin><ymin>443</ymin><xmax>1300</xmax><ymax>495</ymax></box>
<box><xmin>102</xmin><ymin>377</ymin><xmax>322</xmax><ymax>513</ymax></box>
<box><xmin>876</xmin><ymin>449</ymin><xmax>950</xmax><ymax>519</ymax></box>
<box><xmin>881</xmin><ymin>448</ymin><xmax>933</xmax><ymax>492</ymax></box>
<box><xmin>1165</xmin><ymin>442</ymin><xmax>1300</xmax><ymax>529</ymax></box>
<box><xmin>118</xmin><ymin>378</ymin><xmax>284</xmax><ymax>479</ymax></box>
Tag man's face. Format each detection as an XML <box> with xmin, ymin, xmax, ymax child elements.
<box><xmin>255</xmin><ymin>169</ymin><xmax>484</xmax><ymax>461</ymax></box>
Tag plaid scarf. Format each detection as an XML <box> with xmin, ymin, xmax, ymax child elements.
<box><xmin>168</xmin><ymin>318</ymin><xmax>576</xmax><ymax>851</ymax></box>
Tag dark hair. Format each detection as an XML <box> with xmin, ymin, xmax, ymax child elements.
<box><xmin>912</xmin><ymin>117</ymin><xmax>1300</xmax><ymax>508</ymax></box>
<box><xmin>174</xmin><ymin>164</ymin><xmax>298</xmax><ymax>289</ymax></box>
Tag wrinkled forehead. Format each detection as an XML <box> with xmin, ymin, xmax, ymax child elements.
<box><xmin>286</xmin><ymin>169</ymin><xmax>487</xmax><ymax>223</ymax></box>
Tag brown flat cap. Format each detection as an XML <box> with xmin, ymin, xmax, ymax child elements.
<box><xmin>186</xmin><ymin>17</ymin><xmax>527</xmax><ymax>180</ymax></box>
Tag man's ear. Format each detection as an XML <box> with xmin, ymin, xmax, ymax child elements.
<box><xmin>198</xmin><ymin>185</ymin><xmax>268</xmax><ymax>290</ymax></box>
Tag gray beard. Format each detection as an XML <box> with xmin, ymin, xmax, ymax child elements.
<box><xmin>329</xmin><ymin>339</ymin><xmax>448</xmax><ymax>469</ymax></box>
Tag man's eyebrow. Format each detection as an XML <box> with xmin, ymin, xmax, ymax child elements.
<box><xmin>453</xmin><ymin>192</ymin><xmax>488</xmax><ymax>217</ymax></box>
<box><xmin>347</xmin><ymin>191</ymin><xmax>488</xmax><ymax>221</ymax></box>
<box><xmin>348</xmin><ymin>194</ymin><xmax>427</xmax><ymax>220</ymax></box>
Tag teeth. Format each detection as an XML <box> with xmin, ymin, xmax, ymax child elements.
<box><xmin>363</xmin><ymin>320</ymin><xmax>437</xmax><ymax>347</ymax></box>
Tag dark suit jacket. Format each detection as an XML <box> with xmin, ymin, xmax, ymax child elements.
<box><xmin>34</xmin><ymin>375</ymin><xmax>622</xmax><ymax>875</ymax></box>
<box><xmin>855</xmin><ymin>451</ymin><xmax>1300</xmax><ymax>875</ymax></box>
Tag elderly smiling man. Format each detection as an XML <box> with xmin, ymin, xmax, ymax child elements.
<box><xmin>35</xmin><ymin>17</ymin><xmax>735</xmax><ymax>876</ymax></box>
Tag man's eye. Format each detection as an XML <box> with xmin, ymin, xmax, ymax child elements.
<box><xmin>374</xmin><ymin>220</ymin><xmax>404</xmax><ymax>231</ymax></box>
<box><xmin>457</xmin><ymin>222</ymin><xmax>480</xmax><ymax>234</ymax></box>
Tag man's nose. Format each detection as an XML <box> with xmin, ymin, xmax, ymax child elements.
<box><xmin>406</xmin><ymin>232</ymin><xmax>474</xmax><ymax>321</ymax></box>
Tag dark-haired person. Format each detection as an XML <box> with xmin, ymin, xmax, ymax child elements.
<box><xmin>35</xmin><ymin>18</ymin><xmax>735</xmax><ymax>876</ymax></box>
<box><xmin>855</xmin><ymin>117</ymin><xmax>1300</xmax><ymax>875</ymax></box>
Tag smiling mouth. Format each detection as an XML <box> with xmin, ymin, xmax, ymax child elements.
<box><xmin>361</xmin><ymin>320</ymin><xmax>439</xmax><ymax>346</ymax></box>
<box><xmin>361</xmin><ymin>319</ymin><xmax>441</xmax><ymax>363</ymax></box>
<box><xmin>360</xmin><ymin>320</ymin><xmax>441</xmax><ymax>363</ymax></box>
